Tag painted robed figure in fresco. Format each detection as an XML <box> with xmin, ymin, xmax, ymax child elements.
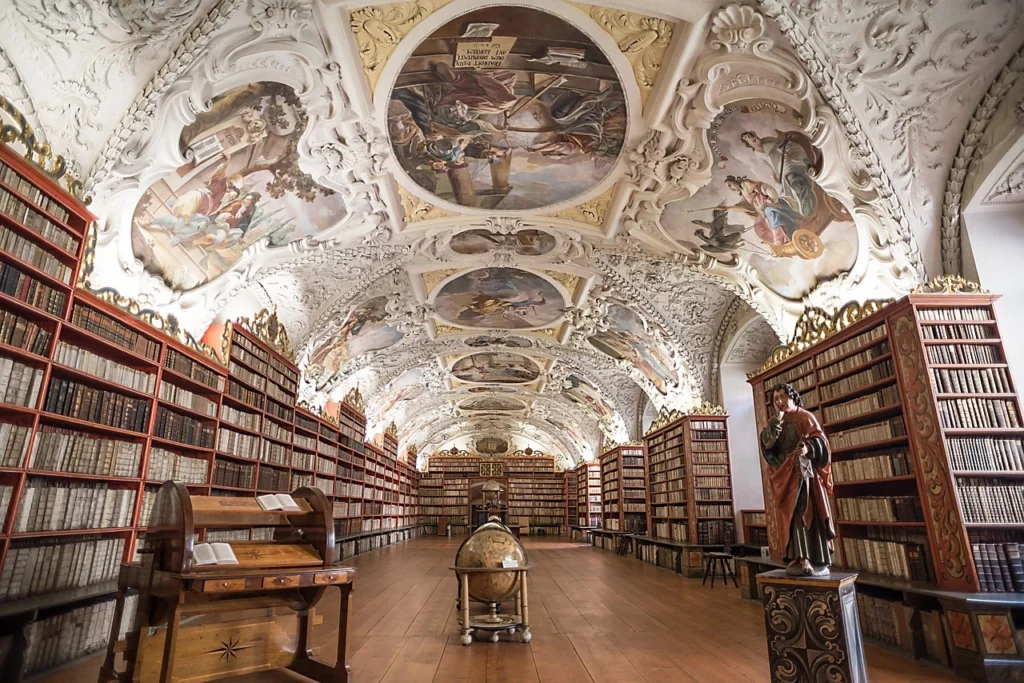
<box><xmin>759</xmin><ymin>383</ymin><xmax>835</xmax><ymax>576</ymax></box>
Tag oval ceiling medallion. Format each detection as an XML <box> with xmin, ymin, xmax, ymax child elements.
<box><xmin>451</xmin><ymin>352</ymin><xmax>541</xmax><ymax>384</ymax></box>
<box><xmin>435</xmin><ymin>267</ymin><xmax>564</xmax><ymax>329</ymax></box>
<box><xmin>459</xmin><ymin>397</ymin><xmax>526</xmax><ymax>411</ymax></box>
<box><xmin>385</xmin><ymin>6</ymin><xmax>627</xmax><ymax>211</ymax></box>
<box><xmin>476</xmin><ymin>436</ymin><xmax>510</xmax><ymax>455</ymax></box>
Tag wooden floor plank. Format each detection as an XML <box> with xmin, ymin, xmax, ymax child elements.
<box><xmin>38</xmin><ymin>536</ymin><xmax>967</xmax><ymax>683</ymax></box>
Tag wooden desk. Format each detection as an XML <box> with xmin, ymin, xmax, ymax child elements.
<box><xmin>98</xmin><ymin>483</ymin><xmax>355</xmax><ymax>683</ymax></box>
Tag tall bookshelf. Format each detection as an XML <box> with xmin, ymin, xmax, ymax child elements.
<box><xmin>425</xmin><ymin>455</ymin><xmax>478</xmax><ymax>534</ymax></box>
<box><xmin>599</xmin><ymin>444</ymin><xmax>648</xmax><ymax>533</ymax></box>
<box><xmin>645</xmin><ymin>413</ymin><xmax>734</xmax><ymax>546</ymax></box>
<box><xmin>505</xmin><ymin>456</ymin><xmax>563</xmax><ymax>534</ymax></box>
<box><xmin>565</xmin><ymin>469</ymin><xmax>578</xmax><ymax>530</ymax></box>
<box><xmin>575</xmin><ymin>462</ymin><xmax>602</xmax><ymax>526</ymax></box>
<box><xmin>748</xmin><ymin>286</ymin><xmax>1024</xmax><ymax>680</ymax></box>
<box><xmin>740</xmin><ymin>509</ymin><xmax>767</xmax><ymax>547</ymax></box>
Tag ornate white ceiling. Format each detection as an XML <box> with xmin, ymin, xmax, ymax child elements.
<box><xmin>3</xmin><ymin>0</ymin><xmax>1020</xmax><ymax>468</ymax></box>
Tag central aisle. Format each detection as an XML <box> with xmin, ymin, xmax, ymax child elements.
<box><xmin>318</xmin><ymin>536</ymin><xmax>960</xmax><ymax>683</ymax></box>
<box><xmin>46</xmin><ymin>536</ymin><xmax>963</xmax><ymax>683</ymax></box>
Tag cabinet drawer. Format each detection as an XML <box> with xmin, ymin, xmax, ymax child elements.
<box><xmin>314</xmin><ymin>572</ymin><xmax>350</xmax><ymax>585</ymax></box>
<box><xmin>262</xmin><ymin>574</ymin><xmax>300</xmax><ymax>589</ymax></box>
<box><xmin>202</xmin><ymin>578</ymin><xmax>246</xmax><ymax>593</ymax></box>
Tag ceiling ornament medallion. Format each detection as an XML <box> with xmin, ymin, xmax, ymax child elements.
<box><xmin>451</xmin><ymin>352</ymin><xmax>541</xmax><ymax>384</ymax></box>
<box><xmin>433</xmin><ymin>267</ymin><xmax>565</xmax><ymax>329</ymax></box>
<box><xmin>398</xmin><ymin>186</ymin><xmax>458</xmax><ymax>222</ymax></box>
<box><xmin>233</xmin><ymin>306</ymin><xmax>292</xmax><ymax>360</ymax></box>
<box><xmin>350</xmin><ymin>0</ymin><xmax>452</xmax><ymax>93</ymax></box>
<box><xmin>384</xmin><ymin>5</ymin><xmax>628</xmax><ymax>212</ymax></box>
<box><xmin>569</xmin><ymin>4</ymin><xmax>674</xmax><ymax>108</ymax></box>
<box><xmin>545</xmin><ymin>186</ymin><xmax>614</xmax><ymax>226</ymax></box>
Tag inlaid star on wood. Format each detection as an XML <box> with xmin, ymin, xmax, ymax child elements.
<box><xmin>244</xmin><ymin>549</ymin><xmax>264</xmax><ymax>560</ymax></box>
<box><xmin>207</xmin><ymin>636</ymin><xmax>253</xmax><ymax>663</ymax></box>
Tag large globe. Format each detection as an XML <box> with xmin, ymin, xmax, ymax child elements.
<box><xmin>455</xmin><ymin>520</ymin><xmax>528</xmax><ymax>603</ymax></box>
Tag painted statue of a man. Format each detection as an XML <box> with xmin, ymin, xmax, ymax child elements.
<box><xmin>759</xmin><ymin>383</ymin><xmax>835</xmax><ymax>576</ymax></box>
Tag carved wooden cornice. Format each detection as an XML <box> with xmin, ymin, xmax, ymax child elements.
<box><xmin>0</xmin><ymin>95</ymin><xmax>86</xmax><ymax>200</ymax></box>
<box><xmin>644</xmin><ymin>400</ymin><xmax>729</xmax><ymax>435</ymax></box>
<box><xmin>910</xmin><ymin>275</ymin><xmax>990</xmax><ymax>295</ymax></box>
<box><xmin>233</xmin><ymin>306</ymin><xmax>292</xmax><ymax>360</ymax></box>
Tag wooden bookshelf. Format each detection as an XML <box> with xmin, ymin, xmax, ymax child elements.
<box><xmin>644</xmin><ymin>413</ymin><xmax>734</xmax><ymax>546</ymax></box>
<box><xmin>575</xmin><ymin>462</ymin><xmax>602</xmax><ymax>527</ymax></box>
<box><xmin>599</xmin><ymin>444</ymin><xmax>648</xmax><ymax>533</ymax></box>
<box><xmin>506</xmin><ymin>456</ymin><xmax>563</xmax><ymax>534</ymax></box>
<box><xmin>740</xmin><ymin>509</ymin><xmax>767</xmax><ymax>547</ymax></box>
<box><xmin>425</xmin><ymin>456</ymin><xmax>478</xmax><ymax>534</ymax></box>
<box><xmin>565</xmin><ymin>469</ymin><xmax>577</xmax><ymax>530</ymax></box>
<box><xmin>748</xmin><ymin>287</ymin><xmax>1024</xmax><ymax>680</ymax></box>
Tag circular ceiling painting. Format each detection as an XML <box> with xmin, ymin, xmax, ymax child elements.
<box><xmin>386</xmin><ymin>6</ymin><xmax>627</xmax><ymax>211</ymax></box>
<box><xmin>435</xmin><ymin>268</ymin><xmax>564</xmax><ymax>329</ymax></box>
<box><xmin>451</xmin><ymin>352</ymin><xmax>541</xmax><ymax>384</ymax></box>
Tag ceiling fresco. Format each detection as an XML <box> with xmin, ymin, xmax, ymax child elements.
<box><xmin>386</xmin><ymin>5</ymin><xmax>627</xmax><ymax>212</ymax></box>
<box><xmin>7</xmin><ymin>0</ymin><xmax>1012</xmax><ymax>467</ymax></box>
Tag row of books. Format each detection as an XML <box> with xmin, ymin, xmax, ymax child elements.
<box><xmin>821</xmin><ymin>385</ymin><xmax>900</xmax><ymax>424</ymax></box>
<box><xmin>0</xmin><ymin>422</ymin><xmax>32</xmax><ymax>466</ymax></box>
<box><xmin>71</xmin><ymin>303</ymin><xmax>160</xmax><ymax>361</ymax></box>
<box><xmin>971</xmin><ymin>542</ymin><xmax>1024</xmax><ymax>592</ymax></box>
<box><xmin>817</xmin><ymin>325</ymin><xmax>887</xmax><ymax>365</ymax></box>
<box><xmin>0</xmin><ymin>224</ymin><xmax>72</xmax><ymax>283</ymax></box>
<box><xmin>292</xmin><ymin>450</ymin><xmax>315</xmax><ymax>471</ymax></box>
<box><xmin>696</xmin><ymin>519</ymin><xmax>733</xmax><ymax>544</ymax></box>
<box><xmin>692</xmin><ymin>451</ymin><xmax>729</xmax><ymax>464</ymax></box>
<box><xmin>266</xmin><ymin>398</ymin><xmax>293</xmax><ymax>422</ymax></box>
<box><xmin>841</xmin><ymin>536</ymin><xmax>931</xmax><ymax>582</ymax></box>
<box><xmin>0</xmin><ymin>162</ymin><xmax>73</xmax><ymax>224</ymax></box>
<box><xmin>947</xmin><ymin>437</ymin><xmax>1024</xmax><ymax>471</ymax></box>
<box><xmin>0</xmin><ymin>307</ymin><xmax>51</xmax><ymax>355</ymax></box>
<box><xmin>920</xmin><ymin>323</ymin><xmax>996</xmax><ymax>340</ymax></box>
<box><xmin>54</xmin><ymin>340</ymin><xmax>155</xmax><ymax>393</ymax></box>
<box><xmin>818</xmin><ymin>341</ymin><xmax>890</xmax><ymax>381</ymax></box>
<box><xmin>691</xmin><ymin>440</ymin><xmax>728</xmax><ymax>452</ymax></box>
<box><xmin>0</xmin><ymin>535</ymin><xmax>125</xmax><ymax>601</ymax></box>
<box><xmin>925</xmin><ymin>343</ymin><xmax>1000</xmax><ymax>365</ymax></box>
<box><xmin>830</xmin><ymin>416</ymin><xmax>906</xmax><ymax>450</ymax></box>
<box><xmin>694</xmin><ymin>475</ymin><xmax>730</xmax><ymax>488</ymax></box>
<box><xmin>229</xmin><ymin>343</ymin><xmax>268</xmax><ymax>375</ymax></box>
<box><xmin>0</xmin><ymin>262</ymin><xmax>66</xmax><ymax>315</ymax></box>
<box><xmin>931</xmin><ymin>366</ymin><xmax>1013</xmax><ymax>396</ymax></box>
<box><xmin>1</xmin><ymin>355</ymin><xmax>43</xmax><ymax>407</ymax></box>
<box><xmin>263</xmin><ymin>417</ymin><xmax>291</xmax><ymax>443</ymax></box>
<box><xmin>217</xmin><ymin>426</ymin><xmax>260</xmax><ymax>459</ymax></box>
<box><xmin>262</xmin><ymin>439</ymin><xmax>288</xmax><ymax>466</ymax></box>
<box><xmin>956</xmin><ymin>479</ymin><xmax>1024</xmax><ymax>524</ymax></box>
<box><xmin>265</xmin><ymin>379</ymin><xmax>294</xmax><ymax>406</ymax></box>
<box><xmin>0</xmin><ymin>185</ymin><xmax>75</xmax><ymax>251</ymax></box>
<box><xmin>154</xmin><ymin>405</ymin><xmax>214</xmax><ymax>447</ymax></box>
<box><xmin>832</xmin><ymin>448</ymin><xmax>914</xmax><ymax>483</ymax></box>
<box><xmin>820</xmin><ymin>360</ymin><xmax>894</xmax><ymax>401</ymax></box>
<box><xmin>29</xmin><ymin>426</ymin><xmax>142</xmax><ymax>477</ymax></box>
<box><xmin>937</xmin><ymin>397</ymin><xmax>1020</xmax><ymax>429</ymax></box>
<box><xmin>918</xmin><ymin>307</ymin><xmax>992</xmax><ymax>322</ymax></box>
<box><xmin>45</xmin><ymin>378</ymin><xmax>150</xmax><ymax>432</ymax></box>
<box><xmin>212</xmin><ymin>459</ymin><xmax>255</xmax><ymax>489</ymax></box>
<box><xmin>22</xmin><ymin>594</ymin><xmax>136</xmax><ymax>676</ymax></box>
<box><xmin>696</xmin><ymin>503</ymin><xmax>732</xmax><ymax>517</ymax></box>
<box><xmin>835</xmin><ymin>495</ymin><xmax>924</xmax><ymax>523</ymax></box>
<box><xmin>228</xmin><ymin>378</ymin><xmax>263</xmax><ymax>409</ymax></box>
<box><xmin>220</xmin><ymin>402</ymin><xmax>259</xmax><ymax>431</ymax></box>
<box><xmin>856</xmin><ymin>593</ymin><xmax>908</xmax><ymax>650</ymax></box>
<box><xmin>146</xmin><ymin>447</ymin><xmax>208</xmax><ymax>484</ymax></box>
<box><xmin>229</xmin><ymin>361</ymin><xmax>266</xmax><ymax>391</ymax></box>
<box><xmin>159</xmin><ymin>380</ymin><xmax>216</xmax><ymax>417</ymax></box>
<box><xmin>693</xmin><ymin>463</ymin><xmax>729</xmax><ymax>476</ymax></box>
<box><xmin>0</xmin><ymin>484</ymin><xmax>11</xmax><ymax>522</ymax></box>
<box><xmin>164</xmin><ymin>347</ymin><xmax>224</xmax><ymax>390</ymax></box>
<box><xmin>258</xmin><ymin>465</ymin><xmax>290</xmax><ymax>491</ymax></box>
<box><xmin>13</xmin><ymin>480</ymin><xmax>136</xmax><ymax>532</ymax></box>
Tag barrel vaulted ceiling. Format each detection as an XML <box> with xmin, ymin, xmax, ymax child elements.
<box><xmin>2</xmin><ymin>0</ymin><xmax>1021</xmax><ymax>467</ymax></box>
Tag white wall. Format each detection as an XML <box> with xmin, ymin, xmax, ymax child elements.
<box><xmin>962</xmin><ymin>206</ymin><xmax>1024</xmax><ymax>391</ymax></box>
<box><xmin>720</xmin><ymin>361</ymin><xmax>765</xmax><ymax>542</ymax></box>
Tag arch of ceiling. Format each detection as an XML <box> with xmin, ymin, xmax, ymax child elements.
<box><xmin>6</xmin><ymin>0</ymin><xmax>987</xmax><ymax>466</ymax></box>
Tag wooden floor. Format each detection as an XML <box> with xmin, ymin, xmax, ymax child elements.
<box><xmin>46</xmin><ymin>536</ymin><xmax>965</xmax><ymax>683</ymax></box>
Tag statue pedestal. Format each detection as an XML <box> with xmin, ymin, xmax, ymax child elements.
<box><xmin>756</xmin><ymin>570</ymin><xmax>868</xmax><ymax>683</ymax></box>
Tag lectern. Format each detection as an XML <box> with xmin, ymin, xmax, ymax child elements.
<box><xmin>98</xmin><ymin>482</ymin><xmax>355</xmax><ymax>682</ymax></box>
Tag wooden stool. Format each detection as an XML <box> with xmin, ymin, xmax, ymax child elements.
<box><xmin>702</xmin><ymin>550</ymin><xmax>738</xmax><ymax>588</ymax></box>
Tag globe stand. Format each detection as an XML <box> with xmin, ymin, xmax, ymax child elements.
<box><xmin>451</xmin><ymin>565</ymin><xmax>533</xmax><ymax>646</ymax></box>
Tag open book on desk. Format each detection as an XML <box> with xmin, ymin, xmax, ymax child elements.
<box><xmin>193</xmin><ymin>542</ymin><xmax>238</xmax><ymax>566</ymax></box>
<box><xmin>257</xmin><ymin>493</ymin><xmax>301</xmax><ymax>511</ymax></box>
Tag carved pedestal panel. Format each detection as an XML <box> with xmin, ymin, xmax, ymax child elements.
<box><xmin>939</xmin><ymin>597</ymin><xmax>1024</xmax><ymax>682</ymax></box>
<box><xmin>757</xmin><ymin>570</ymin><xmax>867</xmax><ymax>683</ymax></box>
